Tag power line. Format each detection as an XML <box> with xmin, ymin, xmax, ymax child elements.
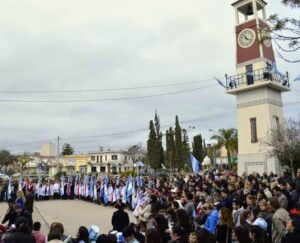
<box><xmin>2</xmin><ymin>110</ymin><xmax>235</xmax><ymax>148</ymax></box>
<box><xmin>0</xmin><ymin>84</ymin><xmax>216</xmax><ymax>103</ymax></box>
<box><xmin>0</xmin><ymin>78</ymin><xmax>217</xmax><ymax>94</ymax></box>
<box><xmin>2</xmin><ymin>100</ymin><xmax>300</xmax><ymax>149</ymax></box>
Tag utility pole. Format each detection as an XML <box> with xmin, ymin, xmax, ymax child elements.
<box><xmin>57</xmin><ymin>136</ymin><xmax>60</xmax><ymax>172</ymax></box>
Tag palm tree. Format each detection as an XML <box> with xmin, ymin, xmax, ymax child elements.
<box><xmin>210</xmin><ymin>128</ymin><xmax>238</xmax><ymax>168</ymax></box>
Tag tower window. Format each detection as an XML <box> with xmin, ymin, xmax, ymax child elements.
<box><xmin>250</xmin><ymin>118</ymin><xmax>258</xmax><ymax>143</ymax></box>
<box><xmin>246</xmin><ymin>64</ymin><xmax>254</xmax><ymax>85</ymax></box>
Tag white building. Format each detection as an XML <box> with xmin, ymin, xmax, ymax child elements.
<box><xmin>87</xmin><ymin>148</ymin><xmax>135</xmax><ymax>174</ymax></box>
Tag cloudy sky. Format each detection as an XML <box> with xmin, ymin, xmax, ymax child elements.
<box><xmin>0</xmin><ymin>0</ymin><xmax>299</xmax><ymax>154</ymax></box>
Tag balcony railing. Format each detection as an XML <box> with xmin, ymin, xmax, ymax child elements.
<box><xmin>225</xmin><ymin>67</ymin><xmax>290</xmax><ymax>90</ymax></box>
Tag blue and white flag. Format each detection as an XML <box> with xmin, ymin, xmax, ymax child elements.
<box><xmin>93</xmin><ymin>177</ymin><xmax>97</xmax><ymax>201</ymax></box>
<box><xmin>7</xmin><ymin>177</ymin><xmax>12</xmax><ymax>200</ymax></box>
<box><xmin>89</xmin><ymin>176</ymin><xmax>94</xmax><ymax>198</ymax></box>
<box><xmin>136</xmin><ymin>176</ymin><xmax>143</xmax><ymax>188</ymax></box>
<box><xmin>74</xmin><ymin>174</ymin><xmax>79</xmax><ymax>196</ymax></box>
<box><xmin>116</xmin><ymin>176</ymin><xmax>120</xmax><ymax>186</ymax></box>
<box><xmin>126</xmin><ymin>175</ymin><xmax>134</xmax><ymax>203</ymax></box>
<box><xmin>18</xmin><ymin>175</ymin><xmax>23</xmax><ymax>191</ymax></box>
<box><xmin>294</xmin><ymin>74</ymin><xmax>300</xmax><ymax>82</ymax></box>
<box><xmin>214</xmin><ymin>77</ymin><xmax>226</xmax><ymax>88</ymax></box>
<box><xmin>148</xmin><ymin>180</ymin><xmax>153</xmax><ymax>189</ymax></box>
<box><xmin>190</xmin><ymin>153</ymin><xmax>200</xmax><ymax>174</ymax></box>
<box><xmin>60</xmin><ymin>176</ymin><xmax>65</xmax><ymax>196</ymax></box>
<box><xmin>103</xmin><ymin>176</ymin><xmax>110</xmax><ymax>204</ymax></box>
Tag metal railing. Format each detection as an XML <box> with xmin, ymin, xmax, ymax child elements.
<box><xmin>225</xmin><ymin>67</ymin><xmax>289</xmax><ymax>90</ymax></box>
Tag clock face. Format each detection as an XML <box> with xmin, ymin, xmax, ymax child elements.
<box><xmin>260</xmin><ymin>28</ymin><xmax>272</xmax><ymax>48</ymax></box>
<box><xmin>238</xmin><ymin>29</ymin><xmax>256</xmax><ymax>48</ymax></box>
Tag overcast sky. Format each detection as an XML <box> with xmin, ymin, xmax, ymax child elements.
<box><xmin>0</xmin><ymin>0</ymin><xmax>299</xmax><ymax>154</ymax></box>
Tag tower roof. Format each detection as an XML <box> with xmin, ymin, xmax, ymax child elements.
<box><xmin>232</xmin><ymin>0</ymin><xmax>267</xmax><ymax>7</ymax></box>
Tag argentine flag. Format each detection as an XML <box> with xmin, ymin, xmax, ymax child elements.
<box><xmin>190</xmin><ymin>153</ymin><xmax>200</xmax><ymax>174</ymax></box>
<box><xmin>103</xmin><ymin>176</ymin><xmax>110</xmax><ymax>204</ymax></box>
<box><xmin>126</xmin><ymin>175</ymin><xmax>134</xmax><ymax>203</ymax></box>
<box><xmin>60</xmin><ymin>176</ymin><xmax>65</xmax><ymax>196</ymax></box>
<box><xmin>137</xmin><ymin>176</ymin><xmax>143</xmax><ymax>188</ymax></box>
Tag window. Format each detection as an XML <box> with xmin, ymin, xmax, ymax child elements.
<box><xmin>96</xmin><ymin>156</ymin><xmax>99</xmax><ymax>163</ymax></box>
<box><xmin>112</xmin><ymin>155</ymin><xmax>118</xmax><ymax>160</ymax></box>
<box><xmin>91</xmin><ymin>166</ymin><xmax>97</xmax><ymax>172</ymax></box>
<box><xmin>105</xmin><ymin>155</ymin><xmax>107</xmax><ymax>161</ymax></box>
<box><xmin>100</xmin><ymin>166</ymin><xmax>106</xmax><ymax>172</ymax></box>
<box><xmin>100</xmin><ymin>155</ymin><xmax>103</xmax><ymax>163</ymax></box>
<box><xmin>246</xmin><ymin>64</ymin><xmax>254</xmax><ymax>85</ymax></box>
<box><xmin>91</xmin><ymin>156</ymin><xmax>95</xmax><ymax>161</ymax></box>
<box><xmin>250</xmin><ymin>118</ymin><xmax>258</xmax><ymax>143</ymax></box>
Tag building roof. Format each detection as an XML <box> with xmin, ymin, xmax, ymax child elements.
<box><xmin>231</xmin><ymin>0</ymin><xmax>267</xmax><ymax>7</ymax></box>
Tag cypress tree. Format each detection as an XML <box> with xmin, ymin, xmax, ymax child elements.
<box><xmin>182</xmin><ymin>129</ymin><xmax>191</xmax><ymax>168</ymax></box>
<box><xmin>154</xmin><ymin>112</ymin><xmax>164</xmax><ymax>168</ymax></box>
<box><xmin>147</xmin><ymin>120</ymin><xmax>157</xmax><ymax>169</ymax></box>
<box><xmin>174</xmin><ymin>115</ymin><xmax>183</xmax><ymax>170</ymax></box>
<box><xmin>192</xmin><ymin>134</ymin><xmax>204</xmax><ymax>162</ymax></box>
<box><xmin>166</xmin><ymin>127</ymin><xmax>175</xmax><ymax>170</ymax></box>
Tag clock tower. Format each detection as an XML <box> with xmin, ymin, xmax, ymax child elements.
<box><xmin>227</xmin><ymin>0</ymin><xmax>290</xmax><ymax>175</ymax></box>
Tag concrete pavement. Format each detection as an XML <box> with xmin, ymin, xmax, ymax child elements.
<box><xmin>0</xmin><ymin>200</ymin><xmax>136</xmax><ymax>237</ymax></box>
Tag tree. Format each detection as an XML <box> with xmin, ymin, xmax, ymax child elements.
<box><xmin>0</xmin><ymin>150</ymin><xmax>16</xmax><ymax>173</ymax></box>
<box><xmin>192</xmin><ymin>134</ymin><xmax>204</xmax><ymax>163</ymax></box>
<box><xmin>262</xmin><ymin>118</ymin><xmax>300</xmax><ymax>176</ymax></box>
<box><xmin>267</xmin><ymin>0</ymin><xmax>300</xmax><ymax>62</ymax></box>
<box><xmin>182</xmin><ymin>129</ymin><xmax>191</xmax><ymax>170</ymax></box>
<box><xmin>17</xmin><ymin>152</ymin><xmax>33</xmax><ymax>176</ymax></box>
<box><xmin>62</xmin><ymin>143</ymin><xmax>74</xmax><ymax>155</ymax></box>
<box><xmin>154</xmin><ymin>112</ymin><xmax>164</xmax><ymax>167</ymax></box>
<box><xmin>127</xmin><ymin>144</ymin><xmax>144</xmax><ymax>162</ymax></box>
<box><xmin>174</xmin><ymin>115</ymin><xmax>184</xmax><ymax>170</ymax></box>
<box><xmin>147</xmin><ymin>120</ymin><xmax>160</xmax><ymax>169</ymax></box>
<box><xmin>165</xmin><ymin>127</ymin><xmax>175</xmax><ymax>170</ymax></box>
<box><xmin>210</xmin><ymin>128</ymin><xmax>238</xmax><ymax>168</ymax></box>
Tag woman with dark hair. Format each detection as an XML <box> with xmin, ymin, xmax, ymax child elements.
<box><xmin>154</xmin><ymin>214</ymin><xmax>171</xmax><ymax>242</ymax></box>
<box><xmin>282</xmin><ymin>216</ymin><xmax>300</xmax><ymax>243</ymax></box>
<box><xmin>215</xmin><ymin>207</ymin><xmax>232</xmax><ymax>243</ymax></box>
<box><xmin>73</xmin><ymin>226</ymin><xmax>89</xmax><ymax>243</ymax></box>
<box><xmin>232</xmin><ymin>226</ymin><xmax>251</xmax><ymax>243</ymax></box>
<box><xmin>111</xmin><ymin>199</ymin><xmax>130</xmax><ymax>232</ymax></box>
<box><xmin>50</xmin><ymin>222</ymin><xmax>71</xmax><ymax>242</ymax></box>
<box><xmin>249</xmin><ymin>225</ymin><xmax>267</xmax><ymax>243</ymax></box>
<box><xmin>96</xmin><ymin>234</ymin><xmax>113</xmax><ymax>243</ymax></box>
<box><xmin>145</xmin><ymin>228</ymin><xmax>163</xmax><ymax>243</ymax></box>
<box><xmin>2</xmin><ymin>216</ymin><xmax>35</xmax><ymax>243</ymax></box>
<box><xmin>48</xmin><ymin>228</ymin><xmax>63</xmax><ymax>243</ymax></box>
<box><xmin>240</xmin><ymin>209</ymin><xmax>254</xmax><ymax>231</ymax></box>
<box><xmin>150</xmin><ymin>194</ymin><xmax>161</xmax><ymax>215</ymax></box>
<box><xmin>175</xmin><ymin>209</ymin><xmax>193</xmax><ymax>236</ymax></box>
<box><xmin>286</xmin><ymin>180</ymin><xmax>299</xmax><ymax>209</ymax></box>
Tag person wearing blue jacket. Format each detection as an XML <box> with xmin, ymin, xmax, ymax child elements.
<box><xmin>203</xmin><ymin>203</ymin><xmax>219</xmax><ymax>235</ymax></box>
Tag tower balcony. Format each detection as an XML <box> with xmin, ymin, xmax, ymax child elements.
<box><xmin>226</xmin><ymin>67</ymin><xmax>290</xmax><ymax>95</ymax></box>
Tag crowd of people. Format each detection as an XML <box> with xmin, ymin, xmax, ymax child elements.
<box><xmin>0</xmin><ymin>168</ymin><xmax>300</xmax><ymax>243</ymax></box>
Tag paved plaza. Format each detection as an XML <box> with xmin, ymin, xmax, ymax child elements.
<box><xmin>0</xmin><ymin>200</ymin><xmax>136</xmax><ymax>236</ymax></box>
